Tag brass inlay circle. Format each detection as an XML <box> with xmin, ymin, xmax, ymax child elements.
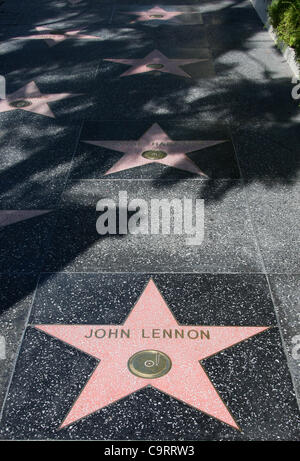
<box><xmin>146</xmin><ymin>63</ymin><xmax>164</xmax><ymax>70</ymax></box>
<box><xmin>142</xmin><ymin>150</ymin><xmax>167</xmax><ymax>160</ymax></box>
<box><xmin>9</xmin><ymin>99</ymin><xmax>32</xmax><ymax>108</ymax></box>
<box><xmin>128</xmin><ymin>350</ymin><xmax>172</xmax><ymax>379</ymax></box>
<box><xmin>149</xmin><ymin>14</ymin><xmax>164</xmax><ymax>18</ymax></box>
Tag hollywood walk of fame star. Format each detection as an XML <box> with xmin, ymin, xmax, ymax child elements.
<box><xmin>35</xmin><ymin>279</ymin><xmax>270</xmax><ymax>429</ymax></box>
<box><xmin>0</xmin><ymin>210</ymin><xmax>51</xmax><ymax>228</ymax></box>
<box><xmin>0</xmin><ymin>81</ymin><xmax>81</xmax><ymax>118</ymax></box>
<box><xmin>129</xmin><ymin>6</ymin><xmax>183</xmax><ymax>23</ymax></box>
<box><xmin>13</xmin><ymin>26</ymin><xmax>102</xmax><ymax>47</ymax></box>
<box><xmin>83</xmin><ymin>123</ymin><xmax>227</xmax><ymax>176</ymax></box>
<box><xmin>104</xmin><ymin>49</ymin><xmax>207</xmax><ymax>78</ymax></box>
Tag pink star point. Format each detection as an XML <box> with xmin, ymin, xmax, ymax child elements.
<box><xmin>83</xmin><ymin>123</ymin><xmax>227</xmax><ymax>176</ymax></box>
<box><xmin>35</xmin><ymin>279</ymin><xmax>270</xmax><ymax>430</ymax></box>
<box><xmin>0</xmin><ymin>81</ymin><xmax>81</xmax><ymax>118</ymax></box>
<box><xmin>104</xmin><ymin>49</ymin><xmax>207</xmax><ymax>78</ymax></box>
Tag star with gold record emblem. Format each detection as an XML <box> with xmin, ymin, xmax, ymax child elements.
<box><xmin>0</xmin><ymin>81</ymin><xmax>81</xmax><ymax>118</ymax></box>
<box><xmin>82</xmin><ymin>123</ymin><xmax>227</xmax><ymax>176</ymax></box>
<box><xmin>129</xmin><ymin>6</ymin><xmax>183</xmax><ymax>23</ymax></box>
<box><xmin>104</xmin><ymin>49</ymin><xmax>207</xmax><ymax>78</ymax></box>
<box><xmin>35</xmin><ymin>279</ymin><xmax>270</xmax><ymax>429</ymax></box>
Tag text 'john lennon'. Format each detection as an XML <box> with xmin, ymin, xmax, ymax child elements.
<box><xmin>84</xmin><ymin>328</ymin><xmax>211</xmax><ymax>340</ymax></box>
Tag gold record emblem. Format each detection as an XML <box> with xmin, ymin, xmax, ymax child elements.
<box><xmin>146</xmin><ymin>63</ymin><xmax>165</xmax><ymax>70</ymax></box>
<box><xmin>141</xmin><ymin>150</ymin><xmax>167</xmax><ymax>160</ymax></box>
<box><xmin>128</xmin><ymin>350</ymin><xmax>172</xmax><ymax>379</ymax></box>
<box><xmin>9</xmin><ymin>100</ymin><xmax>32</xmax><ymax>108</ymax></box>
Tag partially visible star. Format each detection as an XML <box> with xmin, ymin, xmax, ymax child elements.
<box><xmin>13</xmin><ymin>26</ymin><xmax>102</xmax><ymax>47</ymax></box>
<box><xmin>104</xmin><ymin>49</ymin><xmax>207</xmax><ymax>78</ymax></box>
<box><xmin>35</xmin><ymin>279</ymin><xmax>270</xmax><ymax>429</ymax></box>
<box><xmin>0</xmin><ymin>210</ymin><xmax>51</xmax><ymax>228</ymax></box>
<box><xmin>130</xmin><ymin>6</ymin><xmax>183</xmax><ymax>23</ymax></box>
<box><xmin>0</xmin><ymin>81</ymin><xmax>81</xmax><ymax>118</ymax></box>
<box><xmin>83</xmin><ymin>123</ymin><xmax>227</xmax><ymax>176</ymax></box>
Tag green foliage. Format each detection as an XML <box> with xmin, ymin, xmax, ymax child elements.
<box><xmin>268</xmin><ymin>0</ymin><xmax>300</xmax><ymax>58</ymax></box>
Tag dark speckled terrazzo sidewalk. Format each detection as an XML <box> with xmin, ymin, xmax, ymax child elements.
<box><xmin>0</xmin><ymin>0</ymin><xmax>299</xmax><ymax>441</ymax></box>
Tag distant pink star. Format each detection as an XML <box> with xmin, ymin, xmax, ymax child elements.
<box><xmin>35</xmin><ymin>279</ymin><xmax>270</xmax><ymax>429</ymax></box>
<box><xmin>0</xmin><ymin>210</ymin><xmax>51</xmax><ymax>228</ymax></box>
<box><xmin>104</xmin><ymin>49</ymin><xmax>207</xmax><ymax>78</ymax></box>
<box><xmin>83</xmin><ymin>123</ymin><xmax>227</xmax><ymax>176</ymax></box>
<box><xmin>0</xmin><ymin>81</ymin><xmax>81</xmax><ymax>118</ymax></box>
<box><xmin>13</xmin><ymin>26</ymin><xmax>101</xmax><ymax>47</ymax></box>
<box><xmin>130</xmin><ymin>6</ymin><xmax>183</xmax><ymax>23</ymax></box>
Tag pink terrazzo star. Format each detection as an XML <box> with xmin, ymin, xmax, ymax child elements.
<box><xmin>13</xmin><ymin>26</ymin><xmax>101</xmax><ymax>47</ymax></box>
<box><xmin>0</xmin><ymin>81</ymin><xmax>81</xmax><ymax>118</ymax></box>
<box><xmin>104</xmin><ymin>49</ymin><xmax>207</xmax><ymax>78</ymax></box>
<box><xmin>83</xmin><ymin>123</ymin><xmax>227</xmax><ymax>176</ymax></box>
<box><xmin>130</xmin><ymin>6</ymin><xmax>183</xmax><ymax>23</ymax></box>
<box><xmin>0</xmin><ymin>210</ymin><xmax>51</xmax><ymax>228</ymax></box>
<box><xmin>35</xmin><ymin>279</ymin><xmax>270</xmax><ymax>430</ymax></box>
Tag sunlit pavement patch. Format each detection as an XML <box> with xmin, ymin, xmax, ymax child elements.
<box><xmin>245</xmin><ymin>181</ymin><xmax>300</xmax><ymax>274</ymax></box>
<box><xmin>43</xmin><ymin>179</ymin><xmax>263</xmax><ymax>273</ymax></box>
<box><xmin>0</xmin><ymin>336</ymin><xmax>5</xmax><ymax>359</ymax></box>
<box><xmin>205</xmin><ymin>23</ymin><xmax>274</xmax><ymax>51</ymax></box>
<box><xmin>0</xmin><ymin>274</ymin><xmax>299</xmax><ymax>440</ymax></box>
<box><xmin>268</xmin><ymin>275</ymin><xmax>300</xmax><ymax>401</ymax></box>
<box><xmin>0</xmin><ymin>274</ymin><xmax>38</xmax><ymax>410</ymax></box>
<box><xmin>211</xmin><ymin>45</ymin><xmax>294</xmax><ymax>81</ymax></box>
<box><xmin>68</xmin><ymin>0</ymin><xmax>84</xmax><ymax>5</ymax></box>
<box><xmin>91</xmin><ymin>74</ymin><xmax>222</xmax><ymax>121</ymax></box>
<box><xmin>0</xmin><ymin>38</ymin><xmax>101</xmax><ymax>91</ymax></box>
